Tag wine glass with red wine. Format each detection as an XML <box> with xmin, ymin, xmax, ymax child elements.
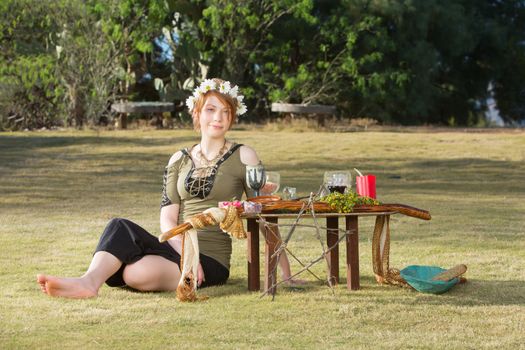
<box><xmin>323</xmin><ymin>171</ymin><xmax>351</xmax><ymax>194</ymax></box>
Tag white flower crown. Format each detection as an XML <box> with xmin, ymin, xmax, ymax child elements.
<box><xmin>185</xmin><ymin>79</ymin><xmax>247</xmax><ymax>116</ymax></box>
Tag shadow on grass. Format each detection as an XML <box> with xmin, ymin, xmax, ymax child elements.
<box><xmin>341</xmin><ymin>275</ymin><xmax>525</xmax><ymax>307</ymax></box>
<box><xmin>0</xmin><ymin>134</ymin><xmax>197</xmax><ymax>150</ymax></box>
<box><xmin>3</xmin><ymin>134</ymin><xmax>523</xmax><ymax>201</ymax></box>
<box><xmin>415</xmin><ymin>279</ymin><xmax>525</xmax><ymax>307</ymax></box>
<box><xmin>0</xmin><ymin>134</ymin><xmax>198</xmax><ymax>208</ymax></box>
<box><xmin>274</xmin><ymin>157</ymin><xmax>525</xmax><ymax>198</ymax></box>
<box><xmin>113</xmin><ymin>274</ymin><xmax>524</xmax><ymax>308</ymax></box>
<box><xmin>116</xmin><ymin>277</ymin><xmax>256</xmax><ymax>298</ymax></box>
<box><xmin>0</xmin><ymin>134</ymin><xmax>194</xmax><ymax>164</ymax></box>
<box><xmin>0</xmin><ymin>134</ymin><xmax>197</xmax><ymax>177</ymax></box>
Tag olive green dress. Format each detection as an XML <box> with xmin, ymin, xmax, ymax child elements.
<box><xmin>162</xmin><ymin>143</ymin><xmax>253</xmax><ymax>270</ymax></box>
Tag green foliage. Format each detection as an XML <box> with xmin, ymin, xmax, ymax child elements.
<box><xmin>320</xmin><ymin>191</ymin><xmax>380</xmax><ymax>213</ymax></box>
<box><xmin>0</xmin><ymin>55</ymin><xmax>65</xmax><ymax>130</ymax></box>
<box><xmin>486</xmin><ymin>0</ymin><xmax>525</xmax><ymax>124</ymax></box>
<box><xmin>0</xmin><ymin>0</ymin><xmax>65</xmax><ymax>130</ymax></box>
<box><xmin>173</xmin><ymin>0</ymin><xmax>525</xmax><ymax>125</ymax></box>
<box><xmin>54</xmin><ymin>0</ymin><xmax>124</xmax><ymax>127</ymax></box>
<box><xmin>192</xmin><ymin>0</ymin><xmax>316</xmax><ymax>120</ymax></box>
<box><xmin>89</xmin><ymin>0</ymin><xmax>172</xmax><ymax>54</ymax></box>
<box><xmin>1</xmin><ymin>0</ymin><xmax>524</xmax><ymax>128</ymax></box>
<box><xmin>0</xmin><ymin>0</ymin><xmax>174</xmax><ymax>129</ymax></box>
<box><xmin>161</xmin><ymin>12</ymin><xmax>208</xmax><ymax>104</ymax></box>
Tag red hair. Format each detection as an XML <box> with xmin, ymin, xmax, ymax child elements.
<box><xmin>192</xmin><ymin>79</ymin><xmax>238</xmax><ymax>131</ymax></box>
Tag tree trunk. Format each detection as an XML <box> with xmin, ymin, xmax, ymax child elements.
<box><xmin>68</xmin><ymin>84</ymin><xmax>85</xmax><ymax>128</ymax></box>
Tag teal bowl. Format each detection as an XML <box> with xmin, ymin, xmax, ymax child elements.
<box><xmin>400</xmin><ymin>265</ymin><xmax>459</xmax><ymax>294</ymax></box>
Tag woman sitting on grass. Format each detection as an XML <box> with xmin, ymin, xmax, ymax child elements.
<box><xmin>37</xmin><ymin>78</ymin><xmax>302</xmax><ymax>298</ymax></box>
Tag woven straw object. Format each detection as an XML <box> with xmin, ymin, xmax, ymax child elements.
<box><xmin>371</xmin><ymin>215</ymin><xmax>410</xmax><ymax>287</ymax></box>
<box><xmin>219</xmin><ymin>205</ymin><xmax>247</xmax><ymax>239</ymax></box>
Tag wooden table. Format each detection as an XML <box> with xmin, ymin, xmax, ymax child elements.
<box><xmin>110</xmin><ymin>101</ymin><xmax>175</xmax><ymax>129</ymax></box>
<box><xmin>243</xmin><ymin>211</ymin><xmax>398</xmax><ymax>294</ymax></box>
<box><xmin>271</xmin><ymin>103</ymin><xmax>336</xmax><ymax>126</ymax></box>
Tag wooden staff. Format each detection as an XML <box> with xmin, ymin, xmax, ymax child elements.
<box><xmin>158</xmin><ymin>199</ymin><xmax>431</xmax><ymax>243</ymax></box>
<box><xmin>159</xmin><ymin>223</ymin><xmax>192</xmax><ymax>242</ymax></box>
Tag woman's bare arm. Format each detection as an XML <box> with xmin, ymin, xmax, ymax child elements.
<box><xmin>160</xmin><ymin>151</ymin><xmax>184</xmax><ymax>253</ymax></box>
<box><xmin>160</xmin><ymin>204</ymin><xmax>182</xmax><ymax>254</ymax></box>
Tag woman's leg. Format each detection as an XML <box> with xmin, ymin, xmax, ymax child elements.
<box><xmin>37</xmin><ymin>218</ymin><xmax>182</xmax><ymax>297</ymax></box>
<box><xmin>37</xmin><ymin>251</ymin><xmax>181</xmax><ymax>297</ymax></box>
<box><xmin>123</xmin><ymin>255</ymin><xmax>181</xmax><ymax>292</ymax></box>
<box><xmin>37</xmin><ymin>251</ymin><xmax>122</xmax><ymax>298</ymax></box>
<box><xmin>36</xmin><ymin>217</ymin><xmax>135</xmax><ymax>298</ymax></box>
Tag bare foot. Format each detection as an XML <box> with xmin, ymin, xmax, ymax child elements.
<box><xmin>37</xmin><ymin>274</ymin><xmax>48</xmax><ymax>294</ymax></box>
<box><xmin>283</xmin><ymin>277</ymin><xmax>307</xmax><ymax>286</ymax></box>
<box><xmin>36</xmin><ymin>274</ymin><xmax>98</xmax><ymax>299</ymax></box>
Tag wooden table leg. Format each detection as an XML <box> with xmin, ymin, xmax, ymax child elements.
<box><xmin>263</xmin><ymin>217</ymin><xmax>279</xmax><ymax>295</ymax></box>
<box><xmin>117</xmin><ymin>113</ymin><xmax>127</xmax><ymax>129</ymax></box>
<box><xmin>345</xmin><ymin>216</ymin><xmax>360</xmax><ymax>290</ymax></box>
<box><xmin>326</xmin><ymin>217</ymin><xmax>339</xmax><ymax>285</ymax></box>
<box><xmin>247</xmin><ymin>218</ymin><xmax>260</xmax><ymax>291</ymax></box>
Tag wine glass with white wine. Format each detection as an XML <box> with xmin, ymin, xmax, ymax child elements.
<box><xmin>261</xmin><ymin>171</ymin><xmax>280</xmax><ymax>196</ymax></box>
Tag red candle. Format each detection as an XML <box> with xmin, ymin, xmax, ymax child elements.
<box><xmin>356</xmin><ymin>175</ymin><xmax>376</xmax><ymax>199</ymax></box>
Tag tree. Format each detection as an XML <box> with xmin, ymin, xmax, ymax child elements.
<box><xmin>54</xmin><ymin>1</ymin><xmax>125</xmax><ymax>127</ymax></box>
<box><xmin>2</xmin><ymin>0</ymin><xmax>523</xmax><ymax>128</ymax></box>
<box><xmin>0</xmin><ymin>0</ymin><xmax>65</xmax><ymax>130</ymax></box>
<box><xmin>0</xmin><ymin>0</ymin><xmax>178</xmax><ymax>129</ymax></box>
<box><xmin>486</xmin><ymin>0</ymin><xmax>525</xmax><ymax>124</ymax></box>
<box><xmin>254</xmin><ymin>0</ymin><xmax>525</xmax><ymax>125</ymax></box>
<box><xmin>192</xmin><ymin>0</ymin><xmax>316</xmax><ymax>119</ymax></box>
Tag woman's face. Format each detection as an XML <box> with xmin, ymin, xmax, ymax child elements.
<box><xmin>197</xmin><ymin>95</ymin><xmax>232</xmax><ymax>139</ymax></box>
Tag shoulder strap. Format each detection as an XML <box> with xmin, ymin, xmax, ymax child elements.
<box><xmin>180</xmin><ymin>147</ymin><xmax>191</xmax><ymax>157</ymax></box>
<box><xmin>214</xmin><ymin>143</ymin><xmax>243</xmax><ymax>168</ymax></box>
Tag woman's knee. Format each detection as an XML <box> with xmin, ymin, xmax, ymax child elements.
<box><xmin>122</xmin><ymin>257</ymin><xmax>180</xmax><ymax>291</ymax></box>
<box><xmin>102</xmin><ymin>218</ymin><xmax>135</xmax><ymax>240</ymax></box>
<box><xmin>122</xmin><ymin>262</ymin><xmax>149</xmax><ymax>290</ymax></box>
<box><xmin>106</xmin><ymin>217</ymin><xmax>128</xmax><ymax>228</ymax></box>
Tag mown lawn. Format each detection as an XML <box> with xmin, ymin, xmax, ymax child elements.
<box><xmin>0</xmin><ymin>128</ymin><xmax>524</xmax><ymax>349</ymax></box>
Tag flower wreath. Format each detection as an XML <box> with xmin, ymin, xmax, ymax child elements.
<box><xmin>185</xmin><ymin>79</ymin><xmax>247</xmax><ymax>116</ymax></box>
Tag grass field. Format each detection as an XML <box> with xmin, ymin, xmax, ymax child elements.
<box><xmin>0</xmin><ymin>128</ymin><xmax>524</xmax><ymax>349</ymax></box>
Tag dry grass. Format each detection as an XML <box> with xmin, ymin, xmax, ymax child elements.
<box><xmin>0</xmin><ymin>128</ymin><xmax>524</xmax><ymax>349</ymax></box>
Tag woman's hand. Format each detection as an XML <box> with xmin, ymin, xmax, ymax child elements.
<box><xmin>197</xmin><ymin>263</ymin><xmax>205</xmax><ymax>286</ymax></box>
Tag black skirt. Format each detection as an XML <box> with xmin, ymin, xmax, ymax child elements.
<box><xmin>95</xmin><ymin>218</ymin><xmax>229</xmax><ymax>288</ymax></box>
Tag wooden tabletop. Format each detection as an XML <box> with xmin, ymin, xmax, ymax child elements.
<box><xmin>241</xmin><ymin>211</ymin><xmax>398</xmax><ymax>218</ymax></box>
<box><xmin>271</xmin><ymin>103</ymin><xmax>336</xmax><ymax>115</ymax></box>
<box><xmin>110</xmin><ymin>101</ymin><xmax>175</xmax><ymax>113</ymax></box>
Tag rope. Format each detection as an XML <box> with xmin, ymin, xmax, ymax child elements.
<box><xmin>372</xmin><ymin>215</ymin><xmax>410</xmax><ymax>287</ymax></box>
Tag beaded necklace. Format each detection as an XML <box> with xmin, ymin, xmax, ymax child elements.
<box><xmin>196</xmin><ymin>141</ymin><xmax>228</xmax><ymax>168</ymax></box>
<box><xmin>183</xmin><ymin>143</ymin><xmax>243</xmax><ymax>199</ymax></box>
